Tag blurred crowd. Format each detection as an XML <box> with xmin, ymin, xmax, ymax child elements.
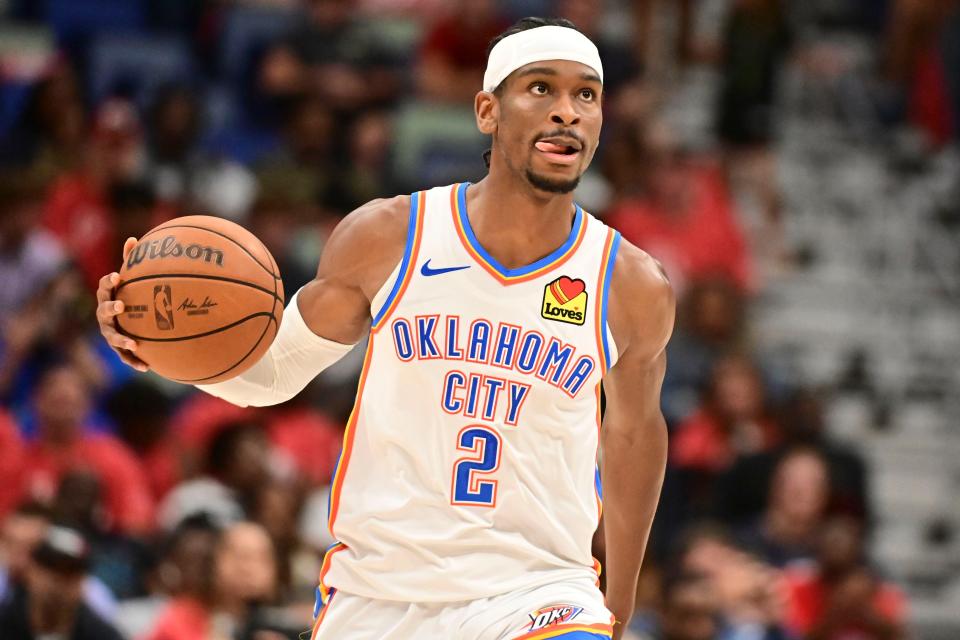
<box><xmin>0</xmin><ymin>0</ymin><xmax>957</xmax><ymax>639</ymax></box>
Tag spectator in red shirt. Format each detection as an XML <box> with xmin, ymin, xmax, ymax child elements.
<box><xmin>42</xmin><ymin>99</ymin><xmax>144</xmax><ymax>292</ymax></box>
<box><xmin>661</xmin><ymin>277</ymin><xmax>747</xmax><ymax>426</ymax></box>
<box><xmin>17</xmin><ymin>365</ymin><xmax>155</xmax><ymax>535</ymax></box>
<box><xmin>157</xmin><ymin>420</ymin><xmax>271</xmax><ymax>532</ymax></box>
<box><xmin>0</xmin><ymin>412</ymin><xmax>27</xmax><ymax>519</ymax></box>
<box><xmin>115</xmin><ymin>514</ymin><xmax>220</xmax><ymax>640</ymax></box>
<box><xmin>146</xmin><ymin>521</ymin><xmax>278</xmax><ymax>640</ymax></box>
<box><xmin>783</xmin><ymin>515</ymin><xmax>907</xmax><ymax>639</ymax></box>
<box><xmin>416</xmin><ymin>0</ymin><xmax>508</xmax><ymax>103</ymax></box>
<box><xmin>605</xmin><ymin>120</ymin><xmax>754</xmax><ymax>296</ymax></box>
<box><xmin>170</xmin><ymin>392</ymin><xmax>342</xmax><ymax>488</ymax></box>
<box><xmin>104</xmin><ymin>379</ymin><xmax>180</xmax><ymax>502</ymax></box>
<box><xmin>672</xmin><ymin>354</ymin><xmax>780</xmax><ymax>474</ymax></box>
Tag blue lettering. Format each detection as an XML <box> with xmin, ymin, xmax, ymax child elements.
<box><xmin>505</xmin><ymin>382</ymin><xmax>531</xmax><ymax>425</ymax></box>
<box><xmin>467</xmin><ymin>320</ymin><xmax>492</xmax><ymax>363</ymax></box>
<box><xmin>516</xmin><ymin>332</ymin><xmax>544</xmax><ymax>373</ymax></box>
<box><xmin>464</xmin><ymin>373</ymin><xmax>482</xmax><ymax>417</ymax></box>
<box><xmin>561</xmin><ymin>355</ymin><xmax>595</xmax><ymax>397</ymax></box>
<box><xmin>481</xmin><ymin>377</ymin><xmax>505</xmax><ymax>421</ymax></box>
<box><xmin>537</xmin><ymin>338</ymin><xmax>574</xmax><ymax>385</ymax></box>
<box><xmin>446</xmin><ymin>317</ymin><xmax>463</xmax><ymax>359</ymax></box>
<box><xmin>442</xmin><ymin>371</ymin><xmax>466</xmax><ymax>413</ymax></box>
<box><xmin>492</xmin><ymin>324</ymin><xmax>520</xmax><ymax>368</ymax></box>
<box><xmin>392</xmin><ymin>319</ymin><xmax>414</xmax><ymax>361</ymax></box>
<box><xmin>416</xmin><ymin>315</ymin><xmax>441</xmax><ymax>359</ymax></box>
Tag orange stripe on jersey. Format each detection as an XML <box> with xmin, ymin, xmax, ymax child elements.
<box><xmin>327</xmin><ymin>338</ymin><xmax>376</xmax><ymax>532</ymax></box>
<box><xmin>316</xmin><ymin>543</ymin><xmax>347</xmax><ymax>608</ymax></box>
<box><xmin>309</xmin><ymin>588</ymin><xmax>337</xmax><ymax>639</ymax></box>
<box><xmin>320</xmin><ymin>193</ymin><xmax>424</xmax><ymax>599</ymax></box>
<box><xmin>451</xmin><ymin>183</ymin><xmax>587</xmax><ymax>286</ymax></box>
<box><xmin>593</xmin><ymin>229</ymin><xmax>616</xmax><ymax>375</ymax></box>
<box><xmin>512</xmin><ymin>622</ymin><xmax>614</xmax><ymax>640</ymax></box>
<box><xmin>371</xmin><ymin>191</ymin><xmax>426</xmax><ymax>333</ymax></box>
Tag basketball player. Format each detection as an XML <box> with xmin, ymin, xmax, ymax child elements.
<box><xmin>97</xmin><ymin>18</ymin><xmax>674</xmax><ymax>640</ymax></box>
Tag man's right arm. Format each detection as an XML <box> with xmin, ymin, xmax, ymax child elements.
<box><xmin>96</xmin><ymin>196</ymin><xmax>411</xmax><ymax>405</ymax></box>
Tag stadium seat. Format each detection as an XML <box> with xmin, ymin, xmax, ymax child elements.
<box><xmin>219</xmin><ymin>5</ymin><xmax>301</xmax><ymax>85</ymax></box>
<box><xmin>87</xmin><ymin>33</ymin><xmax>194</xmax><ymax>108</ymax></box>
<box><xmin>365</xmin><ymin>16</ymin><xmax>424</xmax><ymax>64</ymax></box>
<box><xmin>200</xmin><ymin>125</ymin><xmax>281</xmax><ymax>167</ymax></box>
<box><xmin>497</xmin><ymin>0</ymin><xmax>553</xmax><ymax>22</ymax></box>
<box><xmin>46</xmin><ymin>0</ymin><xmax>145</xmax><ymax>42</ymax></box>
<box><xmin>391</xmin><ymin>102</ymin><xmax>487</xmax><ymax>190</ymax></box>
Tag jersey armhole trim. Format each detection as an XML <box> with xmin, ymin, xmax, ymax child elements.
<box><xmin>595</xmin><ymin>229</ymin><xmax>621</xmax><ymax>374</ymax></box>
<box><xmin>370</xmin><ymin>191</ymin><xmax>425</xmax><ymax>332</ymax></box>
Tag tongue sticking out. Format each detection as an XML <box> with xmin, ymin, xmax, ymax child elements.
<box><xmin>536</xmin><ymin>141</ymin><xmax>571</xmax><ymax>154</ymax></box>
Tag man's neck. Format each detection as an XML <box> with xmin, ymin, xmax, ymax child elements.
<box><xmin>465</xmin><ymin>172</ymin><xmax>577</xmax><ymax>271</ymax></box>
<box><xmin>30</xmin><ymin>598</ymin><xmax>77</xmax><ymax>635</ymax></box>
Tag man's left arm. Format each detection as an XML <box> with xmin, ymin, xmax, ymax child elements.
<box><xmin>599</xmin><ymin>241</ymin><xmax>676</xmax><ymax>637</ymax></box>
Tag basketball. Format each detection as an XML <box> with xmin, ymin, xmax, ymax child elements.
<box><xmin>114</xmin><ymin>215</ymin><xmax>284</xmax><ymax>384</ymax></box>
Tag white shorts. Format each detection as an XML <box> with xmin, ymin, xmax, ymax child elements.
<box><xmin>308</xmin><ymin>577</ymin><xmax>615</xmax><ymax>640</ymax></box>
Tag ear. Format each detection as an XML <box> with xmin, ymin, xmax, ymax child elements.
<box><xmin>475</xmin><ymin>91</ymin><xmax>498</xmax><ymax>135</ymax></box>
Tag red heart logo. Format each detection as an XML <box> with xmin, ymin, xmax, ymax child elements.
<box><xmin>552</xmin><ymin>277</ymin><xmax>586</xmax><ymax>304</ymax></box>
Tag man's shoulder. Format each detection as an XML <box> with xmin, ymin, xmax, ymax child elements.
<box><xmin>333</xmin><ymin>195</ymin><xmax>412</xmax><ymax>254</ymax></box>
<box><xmin>608</xmin><ymin>238</ymin><xmax>673</xmax><ymax>319</ymax></box>
<box><xmin>610</xmin><ymin>238</ymin><xmax>670</xmax><ymax>296</ymax></box>
<box><xmin>605</xmin><ymin>237</ymin><xmax>675</xmax><ymax>359</ymax></box>
<box><xmin>350</xmin><ymin>195</ymin><xmax>412</xmax><ymax>224</ymax></box>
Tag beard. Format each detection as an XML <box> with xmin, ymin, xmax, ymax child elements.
<box><xmin>525</xmin><ymin>168</ymin><xmax>580</xmax><ymax>194</ymax></box>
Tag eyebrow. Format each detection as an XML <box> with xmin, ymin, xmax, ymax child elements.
<box><xmin>514</xmin><ymin>67</ymin><xmax>602</xmax><ymax>85</ymax></box>
<box><xmin>515</xmin><ymin>67</ymin><xmax>558</xmax><ymax>78</ymax></box>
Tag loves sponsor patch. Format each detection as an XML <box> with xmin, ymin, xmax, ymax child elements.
<box><xmin>541</xmin><ymin>276</ymin><xmax>588</xmax><ymax>326</ymax></box>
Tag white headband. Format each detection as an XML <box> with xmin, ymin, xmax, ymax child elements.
<box><xmin>483</xmin><ymin>25</ymin><xmax>603</xmax><ymax>93</ymax></box>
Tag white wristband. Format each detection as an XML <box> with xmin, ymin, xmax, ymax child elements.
<box><xmin>196</xmin><ymin>289</ymin><xmax>355</xmax><ymax>407</ymax></box>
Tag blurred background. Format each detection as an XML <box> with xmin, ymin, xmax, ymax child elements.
<box><xmin>0</xmin><ymin>0</ymin><xmax>957</xmax><ymax>639</ymax></box>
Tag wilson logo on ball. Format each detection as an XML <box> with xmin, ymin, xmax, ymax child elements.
<box><xmin>127</xmin><ymin>235</ymin><xmax>225</xmax><ymax>269</ymax></box>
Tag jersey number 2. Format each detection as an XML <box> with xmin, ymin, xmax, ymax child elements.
<box><xmin>451</xmin><ymin>426</ymin><xmax>501</xmax><ymax>506</ymax></box>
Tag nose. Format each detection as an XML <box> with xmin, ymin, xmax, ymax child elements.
<box><xmin>549</xmin><ymin>94</ymin><xmax>580</xmax><ymax>126</ymax></box>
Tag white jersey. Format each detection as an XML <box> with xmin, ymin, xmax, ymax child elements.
<box><xmin>319</xmin><ymin>182</ymin><xmax>622</xmax><ymax>604</ymax></box>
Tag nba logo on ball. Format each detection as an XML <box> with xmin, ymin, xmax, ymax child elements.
<box><xmin>541</xmin><ymin>276</ymin><xmax>587</xmax><ymax>326</ymax></box>
<box><xmin>153</xmin><ymin>285</ymin><xmax>174</xmax><ymax>330</ymax></box>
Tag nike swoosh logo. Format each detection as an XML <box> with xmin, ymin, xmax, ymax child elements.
<box><xmin>420</xmin><ymin>259</ymin><xmax>471</xmax><ymax>277</ymax></box>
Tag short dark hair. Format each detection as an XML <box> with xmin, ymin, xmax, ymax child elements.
<box><xmin>206</xmin><ymin>419</ymin><xmax>264</xmax><ymax>476</ymax></box>
<box><xmin>0</xmin><ymin>170</ymin><xmax>47</xmax><ymax>209</ymax></box>
<box><xmin>160</xmin><ymin>512</ymin><xmax>222</xmax><ymax>559</ymax></box>
<box><xmin>11</xmin><ymin>501</ymin><xmax>53</xmax><ymax>520</ymax></box>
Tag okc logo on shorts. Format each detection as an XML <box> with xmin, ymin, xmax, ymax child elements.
<box><xmin>541</xmin><ymin>276</ymin><xmax>587</xmax><ymax>326</ymax></box>
<box><xmin>526</xmin><ymin>604</ymin><xmax>584</xmax><ymax>631</ymax></box>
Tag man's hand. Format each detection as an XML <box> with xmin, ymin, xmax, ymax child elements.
<box><xmin>609</xmin><ymin>603</ymin><xmax>635</xmax><ymax>640</ymax></box>
<box><xmin>95</xmin><ymin>237</ymin><xmax>148</xmax><ymax>372</ymax></box>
